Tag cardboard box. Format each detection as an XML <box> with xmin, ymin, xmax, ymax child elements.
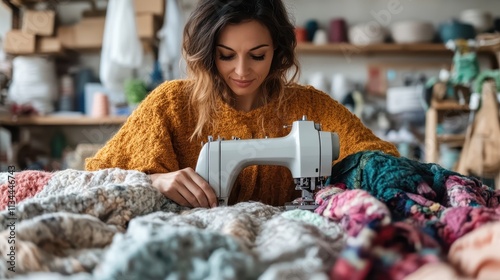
<box><xmin>74</xmin><ymin>17</ymin><xmax>105</xmax><ymax>49</ymax></box>
<box><xmin>22</xmin><ymin>10</ymin><xmax>56</xmax><ymax>36</ymax></box>
<box><xmin>134</xmin><ymin>0</ymin><xmax>164</xmax><ymax>16</ymax></box>
<box><xmin>37</xmin><ymin>37</ymin><xmax>62</xmax><ymax>53</ymax></box>
<box><xmin>3</xmin><ymin>30</ymin><xmax>36</xmax><ymax>54</ymax></box>
<box><xmin>57</xmin><ymin>25</ymin><xmax>76</xmax><ymax>48</ymax></box>
<box><xmin>136</xmin><ymin>14</ymin><xmax>161</xmax><ymax>39</ymax></box>
<box><xmin>57</xmin><ymin>17</ymin><xmax>105</xmax><ymax>49</ymax></box>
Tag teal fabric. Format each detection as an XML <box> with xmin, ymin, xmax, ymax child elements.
<box><xmin>327</xmin><ymin>151</ymin><xmax>484</xmax><ymax>220</ymax></box>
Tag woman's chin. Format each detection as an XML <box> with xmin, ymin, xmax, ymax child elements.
<box><xmin>230</xmin><ymin>88</ymin><xmax>258</xmax><ymax>98</ymax></box>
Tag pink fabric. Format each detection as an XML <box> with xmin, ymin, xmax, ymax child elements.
<box><xmin>403</xmin><ymin>262</ymin><xmax>472</xmax><ymax>280</ymax></box>
<box><xmin>445</xmin><ymin>175</ymin><xmax>500</xmax><ymax>208</ymax></box>
<box><xmin>332</xmin><ymin>222</ymin><xmax>443</xmax><ymax>280</ymax></box>
<box><xmin>440</xmin><ymin>207</ymin><xmax>500</xmax><ymax>246</ymax></box>
<box><xmin>449</xmin><ymin>222</ymin><xmax>500</xmax><ymax>279</ymax></box>
<box><xmin>316</xmin><ymin>186</ymin><xmax>391</xmax><ymax>236</ymax></box>
<box><xmin>0</xmin><ymin>171</ymin><xmax>52</xmax><ymax>209</ymax></box>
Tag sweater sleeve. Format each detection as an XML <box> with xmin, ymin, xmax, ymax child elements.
<box><xmin>85</xmin><ymin>82</ymin><xmax>180</xmax><ymax>174</ymax></box>
<box><xmin>309</xmin><ymin>87</ymin><xmax>400</xmax><ymax>162</ymax></box>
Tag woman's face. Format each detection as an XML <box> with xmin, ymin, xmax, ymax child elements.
<box><xmin>215</xmin><ymin>20</ymin><xmax>274</xmax><ymax>109</ymax></box>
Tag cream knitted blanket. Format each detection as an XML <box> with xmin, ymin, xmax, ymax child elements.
<box><xmin>0</xmin><ymin>168</ymin><xmax>345</xmax><ymax>279</ymax></box>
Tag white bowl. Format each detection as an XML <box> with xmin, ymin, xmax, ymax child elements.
<box><xmin>348</xmin><ymin>23</ymin><xmax>387</xmax><ymax>45</ymax></box>
<box><xmin>391</xmin><ymin>21</ymin><xmax>435</xmax><ymax>43</ymax></box>
<box><xmin>460</xmin><ymin>9</ymin><xmax>493</xmax><ymax>33</ymax></box>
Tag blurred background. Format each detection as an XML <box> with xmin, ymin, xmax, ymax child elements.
<box><xmin>0</xmin><ymin>0</ymin><xmax>499</xmax><ymax>186</ymax></box>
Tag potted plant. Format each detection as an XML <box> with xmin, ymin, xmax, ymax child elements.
<box><xmin>124</xmin><ymin>79</ymin><xmax>148</xmax><ymax>109</ymax></box>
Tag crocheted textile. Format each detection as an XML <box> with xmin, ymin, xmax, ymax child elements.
<box><xmin>0</xmin><ymin>168</ymin><xmax>345</xmax><ymax>279</ymax></box>
<box><xmin>0</xmin><ymin>171</ymin><xmax>52</xmax><ymax>209</ymax></box>
<box><xmin>316</xmin><ymin>151</ymin><xmax>500</xmax><ymax>280</ymax></box>
<box><xmin>85</xmin><ymin>79</ymin><xmax>399</xmax><ymax>206</ymax></box>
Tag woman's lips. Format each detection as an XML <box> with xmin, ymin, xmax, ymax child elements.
<box><xmin>232</xmin><ymin>79</ymin><xmax>253</xmax><ymax>88</ymax></box>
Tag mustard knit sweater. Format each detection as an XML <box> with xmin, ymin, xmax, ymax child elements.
<box><xmin>86</xmin><ymin>80</ymin><xmax>399</xmax><ymax>206</ymax></box>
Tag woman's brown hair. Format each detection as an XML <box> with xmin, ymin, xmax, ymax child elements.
<box><xmin>182</xmin><ymin>0</ymin><xmax>299</xmax><ymax>140</ymax></box>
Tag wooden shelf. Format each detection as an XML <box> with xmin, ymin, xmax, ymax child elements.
<box><xmin>296</xmin><ymin>42</ymin><xmax>499</xmax><ymax>56</ymax></box>
<box><xmin>0</xmin><ymin>115</ymin><xmax>128</xmax><ymax>126</ymax></box>
<box><xmin>63</xmin><ymin>38</ymin><xmax>159</xmax><ymax>54</ymax></box>
<box><xmin>431</xmin><ymin>100</ymin><xmax>470</xmax><ymax>111</ymax></box>
<box><xmin>7</xmin><ymin>48</ymin><xmax>71</xmax><ymax>57</ymax></box>
<box><xmin>437</xmin><ymin>134</ymin><xmax>465</xmax><ymax>146</ymax></box>
<box><xmin>7</xmin><ymin>0</ymin><xmax>97</xmax><ymax>7</ymax></box>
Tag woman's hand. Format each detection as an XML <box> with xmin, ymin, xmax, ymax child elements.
<box><xmin>148</xmin><ymin>168</ymin><xmax>218</xmax><ymax>208</ymax></box>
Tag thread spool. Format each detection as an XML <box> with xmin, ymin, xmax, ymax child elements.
<box><xmin>91</xmin><ymin>92</ymin><xmax>109</xmax><ymax>117</ymax></box>
<box><xmin>295</xmin><ymin>27</ymin><xmax>308</xmax><ymax>43</ymax></box>
<box><xmin>59</xmin><ymin>74</ymin><xmax>74</xmax><ymax>111</ymax></box>
<box><xmin>329</xmin><ymin>18</ymin><xmax>348</xmax><ymax>43</ymax></box>
<box><xmin>313</xmin><ymin>29</ymin><xmax>328</xmax><ymax>45</ymax></box>
<box><xmin>304</xmin><ymin>19</ymin><xmax>319</xmax><ymax>42</ymax></box>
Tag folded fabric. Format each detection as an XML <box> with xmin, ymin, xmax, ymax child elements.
<box><xmin>449</xmin><ymin>221</ymin><xmax>500</xmax><ymax>279</ymax></box>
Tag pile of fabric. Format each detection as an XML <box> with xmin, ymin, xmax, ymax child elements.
<box><xmin>0</xmin><ymin>168</ymin><xmax>344</xmax><ymax>279</ymax></box>
<box><xmin>1</xmin><ymin>151</ymin><xmax>499</xmax><ymax>279</ymax></box>
<box><xmin>315</xmin><ymin>151</ymin><xmax>500</xmax><ymax>280</ymax></box>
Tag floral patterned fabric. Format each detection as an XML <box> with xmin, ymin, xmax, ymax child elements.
<box><xmin>316</xmin><ymin>151</ymin><xmax>500</xmax><ymax>280</ymax></box>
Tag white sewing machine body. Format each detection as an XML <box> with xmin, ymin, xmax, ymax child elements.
<box><xmin>195</xmin><ymin>116</ymin><xmax>340</xmax><ymax>210</ymax></box>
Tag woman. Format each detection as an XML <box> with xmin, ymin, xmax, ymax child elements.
<box><xmin>86</xmin><ymin>0</ymin><xmax>399</xmax><ymax>208</ymax></box>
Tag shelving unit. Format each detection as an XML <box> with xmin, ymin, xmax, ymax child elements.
<box><xmin>0</xmin><ymin>115</ymin><xmax>128</xmax><ymax>126</ymax></box>
<box><xmin>1</xmin><ymin>0</ymin><xmax>101</xmax><ymax>29</ymax></box>
<box><xmin>425</xmin><ymin>100</ymin><xmax>470</xmax><ymax>164</ymax></box>
<box><xmin>297</xmin><ymin>41</ymin><xmax>500</xmax><ymax>165</ymax></box>
<box><xmin>296</xmin><ymin>43</ymin><xmax>452</xmax><ymax>54</ymax></box>
<box><xmin>296</xmin><ymin>42</ymin><xmax>500</xmax><ymax>69</ymax></box>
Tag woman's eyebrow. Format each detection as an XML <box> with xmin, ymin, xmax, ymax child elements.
<box><xmin>216</xmin><ymin>44</ymin><xmax>270</xmax><ymax>51</ymax></box>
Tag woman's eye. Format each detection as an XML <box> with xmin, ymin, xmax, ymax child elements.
<box><xmin>219</xmin><ymin>54</ymin><xmax>234</xmax><ymax>61</ymax></box>
<box><xmin>252</xmin><ymin>55</ymin><xmax>265</xmax><ymax>61</ymax></box>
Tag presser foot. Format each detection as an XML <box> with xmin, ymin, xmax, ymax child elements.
<box><xmin>216</xmin><ymin>197</ymin><xmax>229</xmax><ymax>207</ymax></box>
<box><xmin>284</xmin><ymin>197</ymin><xmax>319</xmax><ymax>211</ymax></box>
<box><xmin>284</xmin><ymin>202</ymin><xmax>319</xmax><ymax>211</ymax></box>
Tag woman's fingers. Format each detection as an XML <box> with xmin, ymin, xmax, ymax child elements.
<box><xmin>170</xmin><ymin>189</ymin><xmax>191</xmax><ymax>207</ymax></box>
<box><xmin>149</xmin><ymin>168</ymin><xmax>216</xmax><ymax>208</ymax></box>
<box><xmin>177</xmin><ymin>179</ymin><xmax>207</xmax><ymax>207</ymax></box>
<box><xmin>185</xmin><ymin>168</ymin><xmax>218</xmax><ymax>207</ymax></box>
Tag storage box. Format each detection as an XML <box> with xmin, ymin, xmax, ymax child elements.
<box><xmin>3</xmin><ymin>30</ymin><xmax>36</xmax><ymax>54</ymax></box>
<box><xmin>57</xmin><ymin>25</ymin><xmax>76</xmax><ymax>48</ymax></box>
<box><xmin>74</xmin><ymin>17</ymin><xmax>105</xmax><ymax>49</ymax></box>
<box><xmin>37</xmin><ymin>37</ymin><xmax>63</xmax><ymax>53</ymax></box>
<box><xmin>135</xmin><ymin>14</ymin><xmax>161</xmax><ymax>39</ymax></box>
<box><xmin>58</xmin><ymin>16</ymin><xmax>105</xmax><ymax>49</ymax></box>
<box><xmin>133</xmin><ymin>0</ymin><xmax>164</xmax><ymax>16</ymax></box>
<box><xmin>22</xmin><ymin>10</ymin><xmax>56</xmax><ymax>36</ymax></box>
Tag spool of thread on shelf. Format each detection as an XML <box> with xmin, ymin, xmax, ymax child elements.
<box><xmin>58</xmin><ymin>74</ymin><xmax>75</xmax><ymax>111</ymax></box>
<box><xmin>91</xmin><ymin>92</ymin><xmax>109</xmax><ymax>117</ymax></box>
<box><xmin>304</xmin><ymin>19</ymin><xmax>319</xmax><ymax>42</ymax></box>
<box><xmin>295</xmin><ymin>27</ymin><xmax>308</xmax><ymax>43</ymax></box>
<box><xmin>313</xmin><ymin>29</ymin><xmax>328</xmax><ymax>45</ymax></box>
<box><xmin>329</xmin><ymin>18</ymin><xmax>348</xmax><ymax>43</ymax></box>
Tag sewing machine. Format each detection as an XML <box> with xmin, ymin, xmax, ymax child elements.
<box><xmin>195</xmin><ymin>116</ymin><xmax>340</xmax><ymax>210</ymax></box>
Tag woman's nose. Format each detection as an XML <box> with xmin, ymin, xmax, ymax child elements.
<box><xmin>234</xmin><ymin>58</ymin><xmax>249</xmax><ymax>77</ymax></box>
